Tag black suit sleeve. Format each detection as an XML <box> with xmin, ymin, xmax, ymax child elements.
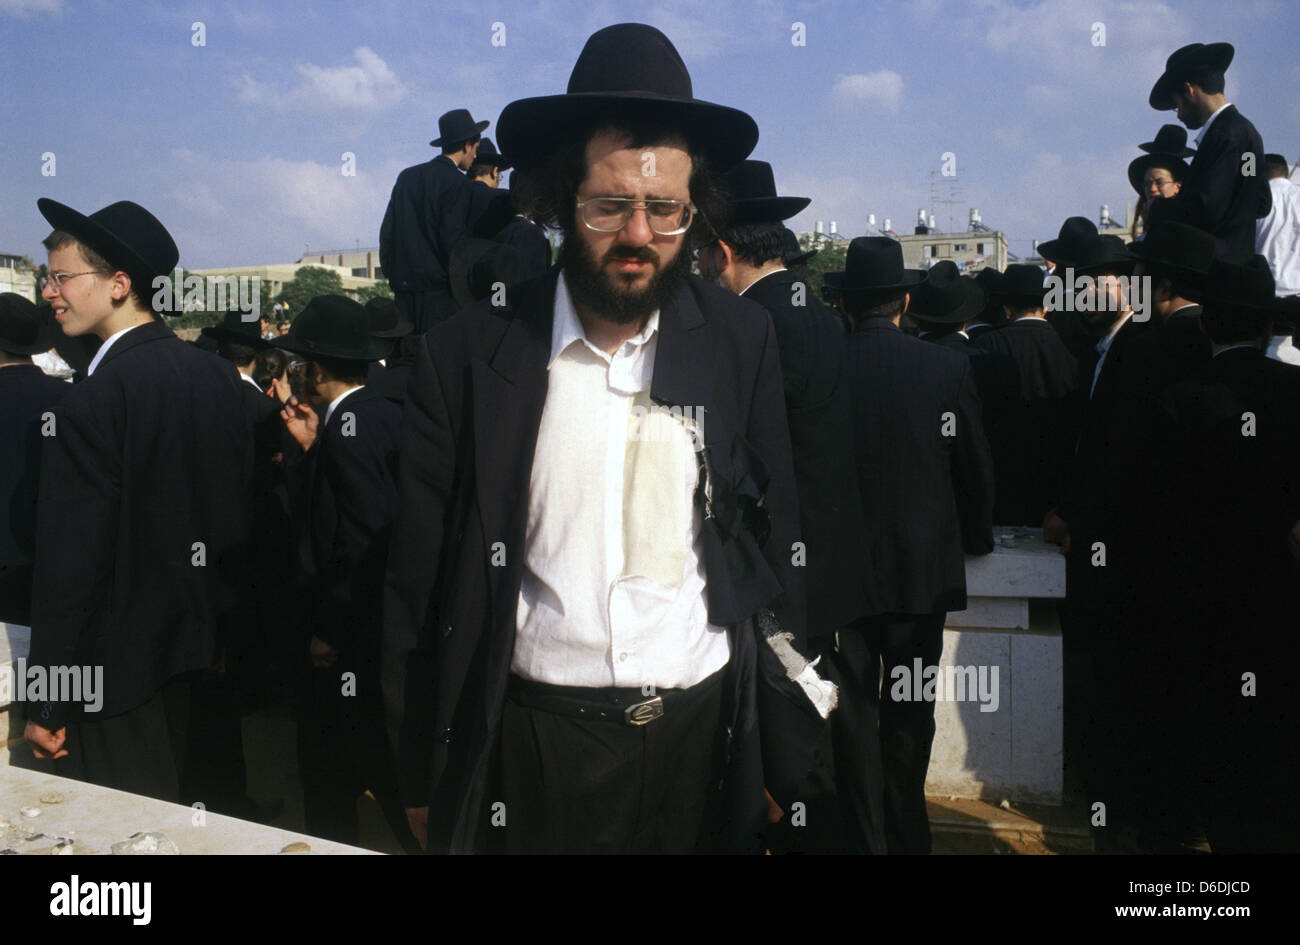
<box><xmin>383</xmin><ymin>337</ymin><xmax>457</xmax><ymax>805</ymax></box>
<box><xmin>951</xmin><ymin>358</ymin><xmax>996</xmax><ymax>554</ymax></box>
<box><xmin>433</xmin><ymin>175</ymin><xmax>472</xmax><ymax>273</ymax></box>
<box><xmin>379</xmin><ymin>196</ymin><xmax>396</xmax><ymax>282</ymax></box>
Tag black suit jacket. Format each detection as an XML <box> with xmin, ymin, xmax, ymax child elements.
<box><xmin>1177</xmin><ymin>106</ymin><xmax>1271</xmax><ymax>260</ymax></box>
<box><xmin>977</xmin><ymin>317</ymin><xmax>1080</xmax><ymax>525</ymax></box>
<box><xmin>847</xmin><ymin>319</ymin><xmax>995</xmax><ymax>617</ymax></box>
<box><xmin>381</xmin><ymin>270</ymin><xmax>806</xmax><ymax>852</ymax></box>
<box><xmin>0</xmin><ymin>365</ymin><xmax>69</xmax><ymax>624</ymax></box>
<box><xmin>379</xmin><ymin>155</ymin><xmax>472</xmax><ymax>291</ymax></box>
<box><xmin>290</xmin><ymin>387</ymin><xmax>402</xmax><ymax>660</ymax></box>
<box><xmin>743</xmin><ymin>270</ymin><xmax>868</xmax><ymax>634</ymax></box>
<box><xmin>27</xmin><ymin>322</ymin><xmax>252</xmax><ymax>725</ymax></box>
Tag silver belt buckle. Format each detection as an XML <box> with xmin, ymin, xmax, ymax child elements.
<box><xmin>624</xmin><ymin>695</ymin><xmax>664</xmax><ymax>726</ymax></box>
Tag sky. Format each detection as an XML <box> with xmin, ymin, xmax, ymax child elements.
<box><xmin>2</xmin><ymin>0</ymin><xmax>1297</xmax><ymax>267</ymax></box>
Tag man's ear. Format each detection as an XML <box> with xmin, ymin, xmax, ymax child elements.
<box><xmin>716</xmin><ymin>240</ymin><xmax>736</xmax><ymax>273</ymax></box>
<box><xmin>899</xmin><ymin>292</ymin><xmax>910</xmax><ymax>317</ymax></box>
<box><xmin>108</xmin><ymin>269</ymin><xmax>133</xmax><ymax>303</ymax></box>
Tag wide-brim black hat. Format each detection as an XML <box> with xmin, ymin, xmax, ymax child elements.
<box><xmin>365</xmin><ymin>296</ymin><xmax>412</xmax><ymax>338</ymax></box>
<box><xmin>449</xmin><ymin>238</ymin><xmax>527</xmax><ymax>308</ymax></box>
<box><xmin>909</xmin><ymin>261</ymin><xmax>987</xmax><ymax>324</ymax></box>
<box><xmin>1128</xmin><ymin>220</ymin><xmax>1215</xmax><ymax>277</ymax></box>
<box><xmin>0</xmin><ymin>292</ymin><xmax>60</xmax><ymax>355</ymax></box>
<box><xmin>201</xmin><ymin>307</ymin><xmax>271</xmax><ymax>349</ymax></box>
<box><xmin>1128</xmin><ymin>151</ymin><xmax>1189</xmax><ymax>196</ymax></box>
<box><xmin>470</xmin><ymin>137</ymin><xmax>512</xmax><ymax>171</ymax></box>
<box><xmin>496</xmin><ymin>23</ymin><xmax>758</xmax><ymax>173</ymax></box>
<box><xmin>839</xmin><ymin>237</ymin><xmax>925</xmax><ymax>300</ymax></box>
<box><xmin>1037</xmin><ymin>217</ymin><xmax>1132</xmax><ymax>273</ymax></box>
<box><xmin>995</xmin><ymin>264</ymin><xmax>1050</xmax><ymax>303</ymax></box>
<box><xmin>782</xmin><ymin>227</ymin><xmax>817</xmax><ymax>267</ymax></box>
<box><xmin>724</xmin><ymin>160</ymin><xmax>810</xmax><ymax>224</ymax></box>
<box><xmin>430</xmin><ymin>108</ymin><xmax>490</xmax><ymax>148</ymax></box>
<box><xmin>1149</xmin><ymin>42</ymin><xmax>1234</xmax><ymax>110</ymax></box>
<box><xmin>38</xmin><ymin>198</ymin><xmax>179</xmax><ymax>292</ymax></box>
<box><xmin>1188</xmin><ymin>254</ymin><xmax>1287</xmax><ymax>313</ymax></box>
<box><xmin>1139</xmin><ymin>124</ymin><xmax>1195</xmax><ymax>158</ymax></box>
<box><xmin>271</xmin><ymin>294</ymin><xmax>393</xmax><ymax>362</ymax></box>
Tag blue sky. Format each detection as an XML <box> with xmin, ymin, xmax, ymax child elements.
<box><xmin>3</xmin><ymin>0</ymin><xmax>1296</xmax><ymax>267</ymax></box>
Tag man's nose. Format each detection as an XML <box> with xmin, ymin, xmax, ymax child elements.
<box><xmin>617</xmin><ymin>207</ymin><xmax>654</xmax><ymax>244</ymax></box>
<box><xmin>41</xmin><ymin>280</ymin><xmax>58</xmax><ymax>300</ymax></box>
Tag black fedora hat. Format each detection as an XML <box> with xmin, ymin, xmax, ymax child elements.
<box><xmin>1190</xmin><ymin>254</ymin><xmax>1286</xmax><ymax>313</ymax></box>
<box><xmin>782</xmin><ymin>227</ymin><xmax>817</xmax><ymax>267</ymax></box>
<box><xmin>839</xmin><ymin>237</ymin><xmax>924</xmax><ymax>299</ymax></box>
<box><xmin>1149</xmin><ymin>42</ymin><xmax>1234</xmax><ymax>110</ymax></box>
<box><xmin>1139</xmin><ymin>124</ymin><xmax>1195</xmax><ymax>158</ymax></box>
<box><xmin>449</xmin><ymin>238</ymin><xmax>527</xmax><ymax>308</ymax></box>
<box><xmin>723</xmin><ymin>161</ymin><xmax>810</xmax><ymax>224</ymax></box>
<box><xmin>995</xmin><ymin>264</ymin><xmax>1049</xmax><ymax>304</ymax></box>
<box><xmin>909</xmin><ymin>261</ymin><xmax>987</xmax><ymax>324</ymax></box>
<box><xmin>1128</xmin><ymin>150</ymin><xmax>1189</xmax><ymax>196</ymax></box>
<box><xmin>471</xmin><ymin>137</ymin><xmax>513</xmax><ymax>171</ymax></box>
<box><xmin>365</xmin><ymin>296</ymin><xmax>412</xmax><ymax>339</ymax></box>
<box><xmin>430</xmin><ymin>108</ymin><xmax>490</xmax><ymax>148</ymax></box>
<box><xmin>38</xmin><ymin>198</ymin><xmax>179</xmax><ymax>291</ymax></box>
<box><xmin>201</xmin><ymin>306</ymin><xmax>270</xmax><ymax>349</ymax></box>
<box><xmin>271</xmin><ymin>295</ymin><xmax>393</xmax><ymax>362</ymax></box>
<box><xmin>1129</xmin><ymin>221</ymin><xmax>1215</xmax><ymax>277</ymax></box>
<box><xmin>1036</xmin><ymin>217</ymin><xmax>1132</xmax><ymax>274</ymax></box>
<box><xmin>821</xmin><ymin>270</ymin><xmax>844</xmax><ymax>303</ymax></box>
<box><xmin>0</xmin><ymin>292</ymin><xmax>60</xmax><ymax>355</ymax></box>
<box><xmin>496</xmin><ymin>23</ymin><xmax>758</xmax><ymax>173</ymax></box>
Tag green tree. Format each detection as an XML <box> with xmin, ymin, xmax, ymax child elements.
<box><xmin>274</xmin><ymin>266</ymin><xmax>345</xmax><ymax>316</ymax></box>
<box><xmin>355</xmin><ymin>282</ymin><xmax>394</xmax><ymax>304</ymax></box>
<box><xmin>804</xmin><ymin>242</ymin><xmax>847</xmax><ymax>305</ymax></box>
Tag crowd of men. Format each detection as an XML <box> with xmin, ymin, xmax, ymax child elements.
<box><xmin>2</xmin><ymin>27</ymin><xmax>1298</xmax><ymax>855</ymax></box>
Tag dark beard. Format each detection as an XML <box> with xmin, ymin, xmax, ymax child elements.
<box><xmin>560</xmin><ymin>230</ymin><xmax>691</xmax><ymax>325</ymax></box>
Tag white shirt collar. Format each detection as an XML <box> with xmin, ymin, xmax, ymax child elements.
<box><xmin>239</xmin><ymin>372</ymin><xmax>263</xmax><ymax>391</ymax></box>
<box><xmin>87</xmin><ymin>323</ymin><xmax>147</xmax><ymax>376</ymax></box>
<box><xmin>324</xmin><ymin>385</ymin><xmax>363</xmax><ymax>426</ymax></box>
<box><xmin>549</xmin><ymin>271</ymin><xmax>660</xmax><ymax>369</ymax></box>
<box><xmin>1195</xmin><ymin>102</ymin><xmax>1232</xmax><ymax>147</ymax></box>
<box><xmin>1013</xmin><ymin>314</ymin><xmax>1045</xmax><ymax>323</ymax></box>
<box><xmin>738</xmin><ymin>267</ymin><xmax>787</xmax><ymax>298</ymax></box>
<box><xmin>1212</xmin><ymin>343</ymin><xmax>1255</xmax><ymax>358</ymax></box>
<box><xmin>1096</xmin><ymin>310</ymin><xmax>1133</xmax><ymax>355</ymax></box>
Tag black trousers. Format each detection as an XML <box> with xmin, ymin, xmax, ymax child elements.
<box><xmin>494</xmin><ymin>670</ymin><xmax>725</xmax><ymax>854</ymax></box>
<box><xmin>57</xmin><ymin>673</ymin><xmax>195</xmax><ymax>804</ymax></box>
<box><xmin>838</xmin><ymin>612</ymin><xmax>946</xmax><ymax>855</ymax></box>
<box><xmin>394</xmin><ymin>286</ymin><xmax>458</xmax><ymax>334</ymax></box>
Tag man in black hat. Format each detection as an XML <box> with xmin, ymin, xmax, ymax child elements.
<box><xmin>977</xmin><ymin>257</ymin><xmax>1079</xmax><ymax>528</ymax></box>
<box><xmin>911</xmin><ymin>262</ymin><xmax>1023</xmax><ymax>528</ymax></box>
<box><xmin>383</xmin><ymin>23</ymin><xmax>821</xmax><ymax>855</ymax></box>
<box><xmin>697</xmin><ymin>160</ymin><xmax>868</xmax><ymax>852</ymax></box>
<box><xmin>963</xmin><ymin>268</ymin><xmax>1004</xmax><ymax>340</ymax></box>
<box><xmin>0</xmin><ymin>293</ymin><xmax>68</xmax><ymax>626</ymax></box>
<box><xmin>23</xmin><ymin>199</ymin><xmax>251</xmax><ymax>803</ymax></box>
<box><xmin>838</xmin><ymin>236</ymin><xmax>995</xmax><ymax>854</ymax></box>
<box><xmin>1129</xmin><ymin>126</ymin><xmax>1190</xmax><ymax>233</ymax></box>
<box><xmin>379</xmin><ymin>108</ymin><xmax>488</xmax><ymax>332</ymax></box>
<box><xmin>363</xmin><ymin>295</ymin><xmax>416</xmax><ymax>405</ymax></box>
<box><xmin>1142</xmin><ymin>254</ymin><xmax>1300</xmax><ymax>853</ymax></box>
<box><xmin>272</xmin><ymin>295</ymin><xmax>412</xmax><ymax>849</ymax></box>
<box><xmin>1149</xmin><ymin>42</ymin><xmax>1271</xmax><ymax>259</ymax></box>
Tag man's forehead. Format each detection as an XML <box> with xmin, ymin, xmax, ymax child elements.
<box><xmin>582</xmin><ymin>132</ymin><xmax>691</xmax><ymax>190</ymax></box>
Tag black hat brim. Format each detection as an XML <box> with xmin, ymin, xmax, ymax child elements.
<box><xmin>839</xmin><ymin>269</ymin><xmax>925</xmax><ymax>296</ymax></box>
<box><xmin>371</xmin><ymin>320</ymin><xmax>414</xmax><ymax>339</ymax></box>
<box><xmin>730</xmin><ymin>196</ymin><xmax>811</xmax><ymax>225</ymax></box>
<box><xmin>785</xmin><ymin>249</ymin><xmax>818</xmax><ymax>267</ymax></box>
<box><xmin>430</xmin><ymin>119</ymin><xmax>490</xmax><ymax>148</ymax></box>
<box><xmin>201</xmin><ymin>324</ymin><xmax>272</xmax><ymax>350</ymax></box>
<box><xmin>37</xmin><ymin>198</ymin><xmax>169</xmax><ymax>291</ymax></box>
<box><xmin>1127</xmin><ymin>153</ymin><xmax>1188</xmax><ymax>196</ymax></box>
<box><xmin>270</xmin><ymin>333</ymin><xmax>393</xmax><ymax>363</ymax></box>
<box><xmin>1148</xmin><ymin>43</ymin><xmax>1234</xmax><ymax>110</ymax></box>
<box><xmin>497</xmin><ymin>92</ymin><xmax>758</xmax><ymax>173</ymax></box>
<box><xmin>912</xmin><ymin>281</ymin><xmax>988</xmax><ymax>325</ymax></box>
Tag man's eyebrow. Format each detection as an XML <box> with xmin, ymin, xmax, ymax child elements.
<box><xmin>587</xmin><ymin>192</ymin><xmax>687</xmax><ymax>201</ymax></box>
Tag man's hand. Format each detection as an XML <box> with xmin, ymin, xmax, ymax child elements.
<box><xmin>309</xmin><ymin>635</ymin><xmax>339</xmax><ymax>669</ymax></box>
<box><xmin>280</xmin><ymin>394</ymin><xmax>319</xmax><ymax>452</ymax></box>
<box><xmin>25</xmin><ymin>721</ymin><xmax>69</xmax><ymax>760</ymax></box>
<box><xmin>764</xmin><ymin>788</ymin><xmax>784</xmax><ymax>824</ymax></box>
<box><xmin>406</xmin><ymin>806</ymin><xmax>429</xmax><ymax>850</ymax></box>
<box><xmin>1042</xmin><ymin>509</ymin><xmax>1069</xmax><ymax>544</ymax></box>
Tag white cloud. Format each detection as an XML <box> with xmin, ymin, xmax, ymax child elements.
<box><xmin>0</xmin><ymin>0</ymin><xmax>61</xmax><ymax>16</ymax></box>
<box><xmin>832</xmin><ymin>71</ymin><xmax>904</xmax><ymax>112</ymax></box>
<box><xmin>237</xmin><ymin>47</ymin><xmax>405</xmax><ymax>112</ymax></box>
<box><xmin>1026</xmin><ymin>83</ymin><xmax>1066</xmax><ymax>106</ymax></box>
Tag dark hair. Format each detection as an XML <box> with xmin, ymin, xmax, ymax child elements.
<box><xmin>715</xmin><ymin>221</ymin><xmax>787</xmax><ymax>267</ymax></box>
<box><xmin>41</xmin><ymin>230</ymin><xmax>153</xmax><ymax>312</ymax></box>
<box><xmin>468</xmin><ymin>163</ymin><xmax>496</xmax><ymax>181</ymax></box>
<box><xmin>511</xmin><ymin>115</ymin><xmax>726</xmax><ymax>252</ymax></box>
<box><xmin>1201</xmin><ymin>300</ymin><xmax>1270</xmax><ymax>345</ymax></box>
<box><xmin>1185</xmin><ymin>67</ymin><xmax>1225</xmax><ymax>96</ymax></box>
<box><xmin>1004</xmin><ymin>301</ymin><xmax>1043</xmax><ymax>318</ymax></box>
<box><xmin>252</xmin><ymin>348</ymin><xmax>288</xmax><ymax>388</ymax></box>
<box><xmin>1265</xmin><ymin>153</ymin><xmax>1289</xmax><ymax>177</ymax></box>
<box><xmin>843</xmin><ymin>294</ymin><xmax>906</xmax><ymax>322</ymax></box>
<box><xmin>442</xmin><ymin>133</ymin><xmax>481</xmax><ymax>156</ymax></box>
<box><xmin>217</xmin><ymin>340</ymin><xmax>260</xmax><ymax>367</ymax></box>
<box><xmin>310</xmin><ymin>355</ymin><xmax>367</xmax><ymax>385</ymax></box>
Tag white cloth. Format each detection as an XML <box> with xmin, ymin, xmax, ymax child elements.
<box><xmin>1266</xmin><ymin>335</ymin><xmax>1300</xmax><ymax>366</ymax></box>
<box><xmin>512</xmin><ymin>273</ymin><xmax>728</xmax><ymax>689</ymax></box>
<box><xmin>1256</xmin><ymin>178</ymin><xmax>1300</xmax><ymax>297</ymax></box>
<box><xmin>323</xmin><ymin>385</ymin><xmax>363</xmax><ymax>426</ymax></box>
<box><xmin>1090</xmin><ymin>311</ymin><xmax>1132</xmax><ymax>398</ymax></box>
<box><xmin>239</xmin><ymin>372</ymin><xmax>263</xmax><ymax>391</ymax></box>
<box><xmin>1194</xmin><ymin>102</ymin><xmax>1232</xmax><ymax>148</ymax></box>
<box><xmin>86</xmin><ymin>323</ymin><xmax>146</xmax><ymax>376</ymax></box>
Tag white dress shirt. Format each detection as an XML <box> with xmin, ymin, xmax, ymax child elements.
<box><xmin>239</xmin><ymin>372</ymin><xmax>263</xmax><ymax>392</ymax></box>
<box><xmin>86</xmin><ymin>323</ymin><xmax>147</xmax><ymax>375</ymax></box>
<box><xmin>512</xmin><ymin>273</ymin><xmax>729</xmax><ymax>689</ymax></box>
<box><xmin>1194</xmin><ymin>102</ymin><xmax>1232</xmax><ymax>148</ymax></box>
<box><xmin>1256</xmin><ymin>177</ymin><xmax>1300</xmax><ymax>297</ymax></box>
<box><xmin>1090</xmin><ymin>310</ymin><xmax>1132</xmax><ymax>398</ymax></box>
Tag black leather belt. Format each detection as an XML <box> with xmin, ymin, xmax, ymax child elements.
<box><xmin>507</xmin><ymin>669</ymin><xmax>723</xmax><ymax>726</ymax></box>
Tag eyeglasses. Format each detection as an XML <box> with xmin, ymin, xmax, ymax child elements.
<box><xmin>44</xmin><ymin>270</ymin><xmax>109</xmax><ymax>288</ymax></box>
<box><xmin>576</xmin><ymin>197</ymin><xmax>695</xmax><ymax>236</ymax></box>
<box><xmin>1143</xmin><ymin>177</ymin><xmax>1178</xmax><ymax>193</ymax></box>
